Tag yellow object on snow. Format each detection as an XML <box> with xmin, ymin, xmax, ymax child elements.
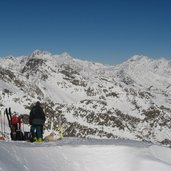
<box><xmin>59</xmin><ymin>127</ymin><xmax>63</xmax><ymax>140</ymax></box>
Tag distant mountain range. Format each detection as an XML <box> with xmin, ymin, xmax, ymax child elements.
<box><xmin>0</xmin><ymin>50</ymin><xmax>171</xmax><ymax>145</ymax></box>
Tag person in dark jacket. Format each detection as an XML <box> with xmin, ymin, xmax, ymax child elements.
<box><xmin>29</xmin><ymin>101</ymin><xmax>45</xmax><ymax>142</ymax></box>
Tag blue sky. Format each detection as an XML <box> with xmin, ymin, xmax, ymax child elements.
<box><xmin>0</xmin><ymin>0</ymin><xmax>171</xmax><ymax>64</ymax></box>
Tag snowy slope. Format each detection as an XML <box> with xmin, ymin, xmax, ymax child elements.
<box><xmin>0</xmin><ymin>50</ymin><xmax>171</xmax><ymax>145</ymax></box>
<box><xmin>0</xmin><ymin>138</ymin><xmax>171</xmax><ymax>171</ymax></box>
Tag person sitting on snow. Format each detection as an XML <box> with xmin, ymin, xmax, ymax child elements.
<box><xmin>11</xmin><ymin>113</ymin><xmax>22</xmax><ymax>131</ymax></box>
<box><xmin>11</xmin><ymin>113</ymin><xmax>23</xmax><ymax>140</ymax></box>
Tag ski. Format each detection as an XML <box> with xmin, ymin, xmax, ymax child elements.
<box><xmin>0</xmin><ymin>111</ymin><xmax>2</xmax><ymax>134</ymax></box>
<box><xmin>8</xmin><ymin>107</ymin><xmax>12</xmax><ymax>121</ymax></box>
<box><xmin>59</xmin><ymin>126</ymin><xmax>63</xmax><ymax>140</ymax></box>
<box><xmin>5</xmin><ymin>108</ymin><xmax>12</xmax><ymax>130</ymax></box>
<box><xmin>58</xmin><ymin>114</ymin><xmax>63</xmax><ymax>140</ymax></box>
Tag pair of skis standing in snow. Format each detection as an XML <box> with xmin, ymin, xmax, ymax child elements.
<box><xmin>4</xmin><ymin>108</ymin><xmax>24</xmax><ymax>140</ymax></box>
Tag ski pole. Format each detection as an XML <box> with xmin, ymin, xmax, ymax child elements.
<box><xmin>4</xmin><ymin>110</ymin><xmax>5</xmax><ymax>135</ymax></box>
<box><xmin>0</xmin><ymin>111</ymin><xmax>2</xmax><ymax>133</ymax></box>
<box><xmin>23</xmin><ymin>119</ymin><xmax>25</xmax><ymax>132</ymax></box>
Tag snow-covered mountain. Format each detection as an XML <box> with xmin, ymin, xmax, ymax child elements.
<box><xmin>0</xmin><ymin>50</ymin><xmax>171</xmax><ymax>145</ymax></box>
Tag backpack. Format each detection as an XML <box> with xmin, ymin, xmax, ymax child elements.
<box><xmin>11</xmin><ymin>115</ymin><xmax>19</xmax><ymax>125</ymax></box>
<box><xmin>11</xmin><ymin>130</ymin><xmax>24</xmax><ymax>141</ymax></box>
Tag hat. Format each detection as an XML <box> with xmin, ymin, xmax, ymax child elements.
<box><xmin>36</xmin><ymin>101</ymin><xmax>41</xmax><ymax>106</ymax></box>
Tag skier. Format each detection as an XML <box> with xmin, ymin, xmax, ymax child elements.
<box><xmin>11</xmin><ymin>113</ymin><xmax>22</xmax><ymax>130</ymax></box>
<box><xmin>11</xmin><ymin>113</ymin><xmax>23</xmax><ymax>140</ymax></box>
<box><xmin>29</xmin><ymin>101</ymin><xmax>46</xmax><ymax>142</ymax></box>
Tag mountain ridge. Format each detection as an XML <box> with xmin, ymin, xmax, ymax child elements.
<box><xmin>0</xmin><ymin>50</ymin><xmax>171</xmax><ymax>145</ymax></box>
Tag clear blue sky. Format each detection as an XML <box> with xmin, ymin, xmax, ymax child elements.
<box><xmin>0</xmin><ymin>0</ymin><xmax>171</xmax><ymax>64</ymax></box>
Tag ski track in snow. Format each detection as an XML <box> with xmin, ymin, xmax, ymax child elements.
<box><xmin>0</xmin><ymin>138</ymin><xmax>171</xmax><ymax>171</ymax></box>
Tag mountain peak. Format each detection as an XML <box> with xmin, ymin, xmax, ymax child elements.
<box><xmin>59</xmin><ymin>52</ymin><xmax>72</xmax><ymax>59</ymax></box>
<box><xmin>128</xmin><ymin>55</ymin><xmax>150</xmax><ymax>62</ymax></box>
<box><xmin>30</xmin><ymin>50</ymin><xmax>51</xmax><ymax>58</ymax></box>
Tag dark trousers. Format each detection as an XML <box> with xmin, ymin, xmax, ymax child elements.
<box><xmin>30</xmin><ymin>125</ymin><xmax>43</xmax><ymax>139</ymax></box>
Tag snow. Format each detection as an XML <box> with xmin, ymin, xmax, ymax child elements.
<box><xmin>0</xmin><ymin>138</ymin><xmax>171</xmax><ymax>171</ymax></box>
